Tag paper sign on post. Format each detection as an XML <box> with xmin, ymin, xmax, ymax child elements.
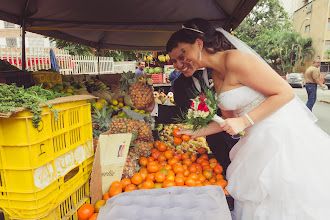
<box><xmin>90</xmin><ymin>132</ymin><xmax>132</xmax><ymax>205</ymax></box>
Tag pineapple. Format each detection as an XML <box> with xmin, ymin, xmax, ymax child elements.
<box><xmin>132</xmin><ymin>140</ymin><xmax>152</xmax><ymax>158</ymax></box>
<box><xmin>136</xmin><ymin>121</ymin><xmax>154</xmax><ymax>143</ymax></box>
<box><xmin>120</xmin><ymin>71</ymin><xmax>154</xmax><ymax>110</ymax></box>
<box><xmin>122</xmin><ymin>147</ymin><xmax>139</xmax><ymax>179</ymax></box>
<box><xmin>108</xmin><ymin>117</ymin><xmax>139</xmax><ymax>135</ymax></box>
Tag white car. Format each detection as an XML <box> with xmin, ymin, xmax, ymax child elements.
<box><xmin>287</xmin><ymin>73</ymin><xmax>305</xmax><ymax>88</ymax></box>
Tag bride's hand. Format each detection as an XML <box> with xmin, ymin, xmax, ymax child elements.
<box><xmin>219</xmin><ymin>117</ymin><xmax>249</xmax><ymax>135</ymax></box>
<box><xmin>177</xmin><ymin>129</ymin><xmax>199</xmax><ymax>139</ymax></box>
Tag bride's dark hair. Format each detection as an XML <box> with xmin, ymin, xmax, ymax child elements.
<box><xmin>166</xmin><ymin>18</ymin><xmax>235</xmax><ymax>54</ymax></box>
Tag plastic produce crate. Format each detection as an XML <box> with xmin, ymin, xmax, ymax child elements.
<box><xmin>0</xmin><ymin>70</ymin><xmax>33</xmax><ymax>87</ymax></box>
<box><xmin>0</xmin><ymin>99</ymin><xmax>94</xmax><ymax>219</ymax></box>
<box><xmin>1</xmin><ymin>167</ymin><xmax>91</xmax><ymax>220</ymax></box>
<box><xmin>151</xmin><ymin>74</ymin><xmax>163</xmax><ymax>84</ymax></box>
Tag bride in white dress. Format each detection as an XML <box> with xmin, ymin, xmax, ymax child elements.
<box><xmin>166</xmin><ymin>18</ymin><xmax>330</xmax><ymax>219</ymax></box>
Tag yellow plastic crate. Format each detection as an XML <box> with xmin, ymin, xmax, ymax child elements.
<box><xmin>0</xmin><ymin>156</ymin><xmax>93</xmax><ymax>219</ymax></box>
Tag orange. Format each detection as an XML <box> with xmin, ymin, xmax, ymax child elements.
<box><xmin>197</xmin><ymin>147</ymin><xmax>207</xmax><ymax>155</ymax></box>
<box><xmin>173</xmin><ymin>165</ymin><xmax>184</xmax><ymax>174</ymax></box>
<box><xmin>188</xmin><ymin>164</ymin><xmax>197</xmax><ymax>173</ymax></box>
<box><xmin>77</xmin><ymin>204</ymin><xmax>94</xmax><ymax>220</ymax></box>
<box><xmin>103</xmin><ymin>192</ymin><xmax>110</xmax><ymax>201</ymax></box>
<box><xmin>139</xmin><ymin>167</ymin><xmax>148</xmax><ymax>174</ymax></box>
<box><xmin>185</xmin><ymin>177</ymin><xmax>197</xmax><ymax>187</ymax></box>
<box><xmin>155</xmin><ymin>171</ymin><xmax>166</xmax><ymax>183</ymax></box>
<box><xmin>176</xmin><ymin>173</ymin><xmax>184</xmax><ymax>178</ymax></box>
<box><xmin>158</xmin><ymin>142</ymin><xmax>167</xmax><ymax>152</ymax></box>
<box><xmin>223</xmin><ymin>188</ymin><xmax>230</xmax><ymax>195</ymax></box>
<box><xmin>88</xmin><ymin>213</ymin><xmax>98</xmax><ymax>220</ymax></box>
<box><xmin>152</xmin><ymin>151</ymin><xmax>161</xmax><ymax>160</ymax></box>
<box><xmin>181</xmin><ymin>153</ymin><xmax>189</xmax><ymax>160</ymax></box>
<box><xmin>203</xmin><ymin>170</ymin><xmax>213</xmax><ymax>180</ymax></box>
<box><xmin>147</xmin><ymin>164</ymin><xmax>159</xmax><ymax>173</ymax></box>
<box><xmin>143</xmin><ymin>180</ymin><xmax>155</xmax><ymax>189</ymax></box>
<box><xmin>168</xmin><ymin>157</ymin><xmax>179</xmax><ymax>166</ymax></box>
<box><xmin>202</xmin><ymin>165</ymin><xmax>212</xmax><ymax>172</ymax></box>
<box><xmin>131</xmin><ymin>173</ymin><xmax>143</xmax><ymax>185</ymax></box>
<box><xmin>174</xmin><ymin>153</ymin><xmax>182</xmax><ymax>161</ymax></box>
<box><xmin>216</xmin><ymin>174</ymin><xmax>224</xmax><ymax>179</ymax></box>
<box><xmin>121</xmin><ymin>178</ymin><xmax>131</xmax><ymax>191</ymax></box>
<box><xmin>190</xmin><ymin>154</ymin><xmax>197</xmax><ymax>162</ymax></box>
<box><xmin>209</xmin><ymin>162</ymin><xmax>217</xmax><ymax>169</ymax></box>
<box><xmin>109</xmin><ymin>186</ymin><xmax>122</xmax><ymax>197</ymax></box>
<box><xmin>148</xmin><ymin>142</ymin><xmax>154</xmax><ymax>148</ymax></box>
<box><xmin>164</xmin><ymin>164</ymin><xmax>172</xmax><ymax>170</ymax></box>
<box><xmin>154</xmin><ymin>140</ymin><xmax>160</xmax><ymax>148</ymax></box>
<box><xmin>94</xmin><ymin>200</ymin><xmax>106</xmax><ymax>213</ymax></box>
<box><xmin>200</xmin><ymin>160</ymin><xmax>209</xmax><ymax>167</ymax></box>
<box><xmin>198</xmin><ymin>174</ymin><xmax>206</xmax><ymax>183</ymax></box>
<box><xmin>139</xmin><ymin>157</ymin><xmax>148</xmax><ymax>167</ymax></box>
<box><xmin>183</xmin><ymin>169</ymin><xmax>190</xmax><ymax>177</ymax></box>
<box><xmin>174</xmin><ymin>137</ymin><xmax>183</xmax><ymax>145</ymax></box>
<box><xmin>125</xmin><ymin>184</ymin><xmax>137</xmax><ymax>192</ymax></box>
<box><xmin>162</xmin><ymin>180</ymin><xmax>176</xmax><ymax>188</ymax></box>
<box><xmin>154</xmin><ymin>182</ymin><xmax>163</xmax><ymax>188</ymax></box>
<box><xmin>166</xmin><ymin>173</ymin><xmax>175</xmax><ymax>181</ymax></box>
<box><xmin>140</xmin><ymin>172</ymin><xmax>147</xmax><ymax>181</ymax></box>
<box><xmin>189</xmin><ymin>173</ymin><xmax>199</xmax><ymax>180</ymax></box>
<box><xmin>209</xmin><ymin>179</ymin><xmax>216</xmax><ymax>184</ymax></box>
<box><xmin>200</xmin><ymin>154</ymin><xmax>209</xmax><ymax>160</ymax></box>
<box><xmin>217</xmin><ymin>179</ymin><xmax>228</xmax><ymax>188</ymax></box>
<box><xmin>146</xmin><ymin>173</ymin><xmax>155</xmax><ymax>182</ymax></box>
<box><xmin>181</xmin><ymin>134</ymin><xmax>190</xmax><ymax>142</ymax></box>
<box><xmin>159</xmin><ymin>168</ymin><xmax>169</xmax><ymax>175</ymax></box>
<box><xmin>175</xmin><ymin>176</ymin><xmax>185</xmax><ymax>186</ymax></box>
<box><xmin>110</xmin><ymin>181</ymin><xmax>122</xmax><ymax>189</ymax></box>
<box><xmin>159</xmin><ymin>160</ymin><xmax>167</xmax><ymax>167</ymax></box>
<box><xmin>158</xmin><ymin>154</ymin><xmax>167</xmax><ymax>162</ymax></box>
<box><xmin>195</xmin><ymin>164</ymin><xmax>202</xmax><ymax>171</ymax></box>
<box><xmin>148</xmin><ymin>157</ymin><xmax>155</xmax><ymax>162</ymax></box>
<box><xmin>196</xmin><ymin>183</ymin><xmax>204</xmax><ymax>187</ymax></box>
<box><xmin>164</xmin><ymin>150</ymin><xmax>173</xmax><ymax>159</ymax></box>
<box><xmin>183</xmin><ymin>159</ymin><xmax>192</xmax><ymax>166</ymax></box>
<box><xmin>196</xmin><ymin>158</ymin><xmax>204</xmax><ymax>164</ymax></box>
<box><xmin>209</xmin><ymin>158</ymin><xmax>217</xmax><ymax>164</ymax></box>
<box><xmin>137</xmin><ymin>182</ymin><xmax>144</xmax><ymax>189</ymax></box>
<box><xmin>173</xmin><ymin>128</ymin><xmax>181</xmax><ymax>138</ymax></box>
<box><xmin>213</xmin><ymin>164</ymin><xmax>223</xmax><ymax>174</ymax></box>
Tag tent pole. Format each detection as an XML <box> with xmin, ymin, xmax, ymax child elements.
<box><xmin>21</xmin><ymin>20</ymin><xmax>26</xmax><ymax>71</ymax></box>
<box><xmin>97</xmin><ymin>47</ymin><xmax>100</xmax><ymax>75</ymax></box>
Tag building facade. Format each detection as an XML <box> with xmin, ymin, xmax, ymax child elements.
<box><xmin>293</xmin><ymin>0</ymin><xmax>330</xmax><ymax>73</ymax></box>
<box><xmin>0</xmin><ymin>20</ymin><xmax>53</xmax><ymax>48</ymax></box>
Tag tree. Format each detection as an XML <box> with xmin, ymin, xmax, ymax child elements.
<box><xmin>234</xmin><ymin>0</ymin><xmax>315</xmax><ymax>74</ymax></box>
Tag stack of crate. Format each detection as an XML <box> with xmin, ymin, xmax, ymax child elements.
<box><xmin>0</xmin><ymin>99</ymin><xmax>94</xmax><ymax>219</ymax></box>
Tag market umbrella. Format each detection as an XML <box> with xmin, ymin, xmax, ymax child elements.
<box><xmin>49</xmin><ymin>48</ymin><xmax>60</xmax><ymax>72</ymax></box>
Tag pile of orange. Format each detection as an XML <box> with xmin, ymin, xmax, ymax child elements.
<box><xmin>102</xmin><ymin>143</ymin><xmax>229</xmax><ymax>203</ymax></box>
<box><xmin>172</xmin><ymin>128</ymin><xmax>191</xmax><ymax>145</ymax></box>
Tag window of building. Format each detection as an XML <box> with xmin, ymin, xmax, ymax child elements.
<box><xmin>6</xmin><ymin>38</ymin><xmax>17</xmax><ymax>47</ymax></box>
<box><xmin>4</xmin><ymin>22</ymin><xmax>15</xmax><ymax>28</ymax></box>
<box><xmin>305</xmin><ymin>25</ymin><xmax>310</xmax><ymax>33</ymax></box>
<box><xmin>324</xmin><ymin>40</ymin><xmax>330</xmax><ymax>59</ymax></box>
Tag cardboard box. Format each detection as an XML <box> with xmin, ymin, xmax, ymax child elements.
<box><xmin>90</xmin><ymin>132</ymin><xmax>132</xmax><ymax>205</ymax></box>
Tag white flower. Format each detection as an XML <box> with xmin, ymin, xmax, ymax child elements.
<box><xmin>201</xmin><ymin>111</ymin><xmax>209</xmax><ymax>118</ymax></box>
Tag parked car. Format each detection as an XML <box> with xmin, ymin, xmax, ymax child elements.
<box><xmin>287</xmin><ymin>73</ymin><xmax>305</xmax><ymax>88</ymax></box>
<box><xmin>324</xmin><ymin>73</ymin><xmax>330</xmax><ymax>89</ymax></box>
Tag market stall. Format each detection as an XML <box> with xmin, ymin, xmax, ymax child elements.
<box><xmin>0</xmin><ymin>1</ymin><xmax>260</xmax><ymax>219</ymax></box>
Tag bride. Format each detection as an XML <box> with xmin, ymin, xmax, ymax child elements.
<box><xmin>167</xmin><ymin>18</ymin><xmax>330</xmax><ymax>219</ymax></box>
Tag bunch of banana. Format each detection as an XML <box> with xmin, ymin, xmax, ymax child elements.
<box><xmin>95</xmin><ymin>81</ymin><xmax>110</xmax><ymax>91</ymax></box>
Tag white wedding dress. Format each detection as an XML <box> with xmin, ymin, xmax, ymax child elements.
<box><xmin>218</xmin><ymin>86</ymin><xmax>330</xmax><ymax>220</ymax></box>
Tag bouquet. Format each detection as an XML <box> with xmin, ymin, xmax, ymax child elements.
<box><xmin>178</xmin><ymin>87</ymin><xmax>244</xmax><ymax>136</ymax></box>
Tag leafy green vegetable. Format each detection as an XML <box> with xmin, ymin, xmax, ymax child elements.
<box><xmin>0</xmin><ymin>83</ymin><xmax>66</xmax><ymax>128</ymax></box>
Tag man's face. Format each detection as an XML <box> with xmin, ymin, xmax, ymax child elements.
<box><xmin>168</xmin><ymin>44</ymin><xmax>198</xmax><ymax>77</ymax></box>
<box><xmin>139</xmin><ymin>62</ymin><xmax>145</xmax><ymax>70</ymax></box>
<box><xmin>314</xmin><ymin>61</ymin><xmax>321</xmax><ymax>68</ymax></box>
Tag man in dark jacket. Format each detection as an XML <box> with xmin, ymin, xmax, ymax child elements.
<box><xmin>146</xmin><ymin>67</ymin><xmax>238</xmax><ymax>174</ymax></box>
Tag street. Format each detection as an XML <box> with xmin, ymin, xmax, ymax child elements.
<box><xmin>293</xmin><ymin>87</ymin><xmax>330</xmax><ymax>135</ymax></box>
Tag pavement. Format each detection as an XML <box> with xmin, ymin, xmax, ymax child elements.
<box><xmin>294</xmin><ymin>86</ymin><xmax>330</xmax><ymax>103</ymax></box>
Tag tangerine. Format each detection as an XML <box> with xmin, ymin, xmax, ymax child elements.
<box><xmin>200</xmin><ymin>154</ymin><xmax>209</xmax><ymax>160</ymax></box>
<box><xmin>155</xmin><ymin>171</ymin><xmax>166</xmax><ymax>183</ymax></box>
<box><xmin>213</xmin><ymin>164</ymin><xmax>223</xmax><ymax>174</ymax></box>
<box><xmin>103</xmin><ymin>192</ymin><xmax>110</xmax><ymax>201</ymax></box>
<box><xmin>183</xmin><ymin>159</ymin><xmax>192</xmax><ymax>166</ymax></box>
<box><xmin>181</xmin><ymin>134</ymin><xmax>190</xmax><ymax>142</ymax></box>
<box><xmin>166</xmin><ymin>173</ymin><xmax>175</xmax><ymax>181</ymax></box>
<box><xmin>158</xmin><ymin>142</ymin><xmax>167</xmax><ymax>152</ymax></box>
<box><xmin>121</xmin><ymin>178</ymin><xmax>131</xmax><ymax>190</ymax></box>
<box><xmin>154</xmin><ymin>140</ymin><xmax>161</xmax><ymax>148</ymax></box>
<box><xmin>77</xmin><ymin>204</ymin><xmax>94</xmax><ymax>220</ymax></box>
<box><xmin>185</xmin><ymin>177</ymin><xmax>197</xmax><ymax>187</ymax></box>
<box><xmin>175</xmin><ymin>176</ymin><xmax>185</xmax><ymax>186</ymax></box>
<box><xmin>209</xmin><ymin>158</ymin><xmax>217</xmax><ymax>164</ymax></box>
<box><xmin>147</xmin><ymin>164</ymin><xmax>159</xmax><ymax>173</ymax></box>
<box><xmin>173</xmin><ymin>128</ymin><xmax>181</xmax><ymax>138</ymax></box>
<box><xmin>188</xmin><ymin>164</ymin><xmax>197</xmax><ymax>173</ymax></box>
<box><xmin>203</xmin><ymin>170</ymin><xmax>213</xmax><ymax>180</ymax></box>
<box><xmin>143</xmin><ymin>180</ymin><xmax>155</xmax><ymax>189</ymax></box>
<box><xmin>174</xmin><ymin>137</ymin><xmax>183</xmax><ymax>145</ymax></box>
<box><xmin>94</xmin><ymin>200</ymin><xmax>106</xmax><ymax>213</ymax></box>
<box><xmin>217</xmin><ymin>179</ymin><xmax>228</xmax><ymax>188</ymax></box>
<box><xmin>162</xmin><ymin>180</ymin><xmax>176</xmax><ymax>188</ymax></box>
<box><xmin>164</xmin><ymin>150</ymin><xmax>173</xmax><ymax>159</ymax></box>
<box><xmin>139</xmin><ymin>172</ymin><xmax>147</xmax><ymax>181</ymax></box>
<box><xmin>197</xmin><ymin>147</ymin><xmax>207</xmax><ymax>155</ymax></box>
<box><xmin>110</xmin><ymin>181</ymin><xmax>122</xmax><ymax>189</ymax></box>
<box><xmin>131</xmin><ymin>173</ymin><xmax>143</xmax><ymax>185</ymax></box>
<box><xmin>154</xmin><ymin>182</ymin><xmax>163</xmax><ymax>188</ymax></box>
<box><xmin>109</xmin><ymin>186</ymin><xmax>122</xmax><ymax>198</ymax></box>
<box><xmin>88</xmin><ymin>213</ymin><xmax>98</xmax><ymax>220</ymax></box>
<box><xmin>146</xmin><ymin>173</ymin><xmax>155</xmax><ymax>181</ymax></box>
<box><xmin>139</xmin><ymin>157</ymin><xmax>148</xmax><ymax>167</ymax></box>
<box><xmin>168</xmin><ymin>157</ymin><xmax>179</xmax><ymax>165</ymax></box>
<box><xmin>158</xmin><ymin>154</ymin><xmax>167</xmax><ymax>162</ymax></box>
<box><xmin>125</xmin><ymin>184</ymin><xmax>137</xmax><ymax>192</ymax></box>
<box><xmin>181</xmin><ymin>153</ymin><xmax>189</xmax><ymax>160</ymax></box>
<box><xmin>190</xmin><ymin>154</ymin><xmax>197</xmax><ymax>162</ymax></box>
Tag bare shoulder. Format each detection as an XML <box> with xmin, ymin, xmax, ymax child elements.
<box><xmin>224</xmin><ymin>50</ymin><xmax>256</xmax><ymax>67</ymax></box>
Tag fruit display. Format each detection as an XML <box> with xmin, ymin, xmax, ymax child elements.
<box><xmin>156</xmin><ymin>124</ymin><xmax>211</xmax><ymax>154</ymax></box>
<box><xmin>120</xmin><ymin>71</ymin><xmax>154</xmax><ymax>110</ymax></box>
<box><xmin>154</xmin><ymin>90</ymin><xmax>175</xmax><ymax>105</ymax></box>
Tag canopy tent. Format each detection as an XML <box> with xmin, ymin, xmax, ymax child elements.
<box><xmin>0</xmin><ymin>0</ymin><xmax>258</xmax><ymax>51</ymax></box>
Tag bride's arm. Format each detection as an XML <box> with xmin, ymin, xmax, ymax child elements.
<box><xmin>219</xmin><ymin>50</ymin><xmax>295</xmax><ymax>134</ymax></box>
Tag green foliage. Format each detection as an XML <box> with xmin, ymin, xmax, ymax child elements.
<box><xmin>49</xmin><ymin>38</ymin><xmax>93</xmax><ymax>56</ymax></box>
<box><xmin>234</xmin><ymin>0</ymin><xmax>315</xmax><ymax>74</ymax></box>
<box><xmin>92</xmin><ymin>103</ymin><xmax>113</xmax><ymax>137</ymax></box>
<box><xmin>0</xmin><ymin>83</ymin><xmax>65</xmax><ymax>128</ymax></box>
